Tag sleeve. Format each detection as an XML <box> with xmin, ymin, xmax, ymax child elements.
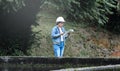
<box><xmin>51</xmin><ymin>27</ymin><xmax>60</xmax><ymax>38</ymax></box>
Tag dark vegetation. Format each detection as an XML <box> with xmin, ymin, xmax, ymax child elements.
<box><xmin>0</xmin><ymin>0</ymin><xmax>44</xmax><ymax>55</ymax></box>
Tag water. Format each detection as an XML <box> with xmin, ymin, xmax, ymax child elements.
<box><xmin>0</xmin><ymin>64</ymin><xmax>120</xmax><ymax>71</ymax></box>
<box><xmin>0</xmin><ymin>66</ymin><xmax>56</xmax><ymax>71</ymax></box>
<box><xmin>97</xmin><ymin>69</ymin><xmax>120</xmax><ymax>71</ymax></box>
<box><xmin>0</xmin><ymin>67</ymin><xmax>120</xmax><ymax>71</ymax></box>
<box><xmin>0</xmin><ymin>67</ymin><xmax>41</xmax><ymax>71</ymax></box>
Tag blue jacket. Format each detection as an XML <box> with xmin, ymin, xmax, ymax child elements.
<box><xmin>51</xmin><ymin>26</ymin><xmax>67</xmax><ymax>44</ymax></box>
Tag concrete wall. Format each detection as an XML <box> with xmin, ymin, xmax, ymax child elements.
<box><xmin>0</xmin><ymin>57</ymin><xmax>120</xmax><ymax>65</ymax></box>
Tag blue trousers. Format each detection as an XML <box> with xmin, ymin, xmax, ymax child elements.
<box><xmin>53</xmin><ymin>41</ymin><xmax>65</xmax><ymax>57</ymax></box>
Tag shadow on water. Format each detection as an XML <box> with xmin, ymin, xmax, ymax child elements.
<box><xmin>0</xmin><ymin>67</ymin><xmax>46</xmax><ymax>71</ymax></box>
<box><xmin>0</xmin><ymin>67</ymin><xmax>41</xmax><ymax>71</ymax></box>
<box><xmin>0</xmin><ymin>0</ymin><xmax>44</xmax><ymax>55</ymax></box>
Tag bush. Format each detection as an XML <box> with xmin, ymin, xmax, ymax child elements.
<box><xmin>46</xmin><ymin>0</ymin><xmax>120</xmax><ymax>33</ymax></box>
<box><xmin>0</xmin><ymin>0</ymin><xmax>46</xmax><ymax>55</ymax></box>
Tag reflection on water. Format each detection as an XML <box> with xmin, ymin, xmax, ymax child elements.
<box><xmin>99</xmin><ymin>69</ymin><xmax>120</xmax><ymax>71</ymax></box>
<box><xmin>0</xmin><ymin>67</ymin><xmax>120</xmax><ymax>71</ymax></box>
<box><xmin>0</xmin><ymin>67</ymin><xmax>42</xmax><ymax>71</ymax></box>
<box><xmin>0</xmin><ymin>67</ymin><xmax>59</xmax><ymax>71</ymax></box>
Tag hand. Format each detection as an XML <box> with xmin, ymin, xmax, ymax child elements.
<box><xmin>67</xmin><ymin>32</ymin><xmax>70</xmax><ymax>36</ymax></box>
<box><xmin>60</xmin><ymin>32</ymin><xmax>64</xmax><ymax>35</ymax></box>
<box><xmin>68</xmin><ymin>32</ymin><xmax>70</xmax><ymax>35</ymax></box>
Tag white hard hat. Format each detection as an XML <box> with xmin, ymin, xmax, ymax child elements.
<box><xmin>56</xmin><ymin>16</ymin><xmax>65</xmax><ymax>23</ymax></box>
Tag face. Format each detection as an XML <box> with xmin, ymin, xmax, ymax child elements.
<box><xmin>58</xmin><ymin>22</ymin><xmax>64</xmax><ymax>27</ymax></box>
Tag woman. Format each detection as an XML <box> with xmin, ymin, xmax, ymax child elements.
<box><xmin>51</xmin><ymin>16</ymin><xmax>68</xmax><ymax>57</ymax></box>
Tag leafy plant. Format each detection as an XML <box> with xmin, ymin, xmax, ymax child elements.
<box><xmin>45</xmin><ymin>0</ymin><xmax>120</xmax><ymax>33</ymax></box>
<box><xmin>0</xmin><ymin>0</ymin><xmax>25</xmax><ymax>13</ymax></box>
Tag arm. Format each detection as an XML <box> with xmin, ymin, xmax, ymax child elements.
<box><xmin>51</xmin><ymin>27</ymin><xmax>61</xmax><ymax>38</ymax></box>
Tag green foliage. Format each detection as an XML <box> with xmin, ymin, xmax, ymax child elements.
<box><xmin>0</xmin><ymin>0</ymin><xmax>47</xmax><ymax>55</ymax></box>
<box><xmin>95</xmin><ymin>0</ymin><xmax>116</xmax><ymax>25</ymax></box>
<box><xmin>45</xmin><ymin>0</ymin><xmax>120</xmax><ymax>33</ymax></box>
<box><xmin>0</xmin><ymin>38</ymin><xmax>25</xmax><ymax>56</ymax></box>
<box><xmin>0</xmin><ymin>0</ymin><xmax>25</xmax><ymax>13</ymax></box>
<box><xmin>45</xmin><ymin>0</ymin><xmax>116</xmax><ymax>24</ymax></box>
<box><xmin>65</xmin><ymin>0</ymin><xmax>117</xmax><ymax>25</ymax></box>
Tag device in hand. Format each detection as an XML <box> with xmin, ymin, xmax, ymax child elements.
<box><xmin>63</xmin><ymin>29</ymin><xmax>74</xmax><ymax>36</ymax></box>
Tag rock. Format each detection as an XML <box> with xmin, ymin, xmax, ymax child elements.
<box><xmin>111</xmin><ymin>51</ymin><xmax>120</xmax><ymax>57</ymax></box>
